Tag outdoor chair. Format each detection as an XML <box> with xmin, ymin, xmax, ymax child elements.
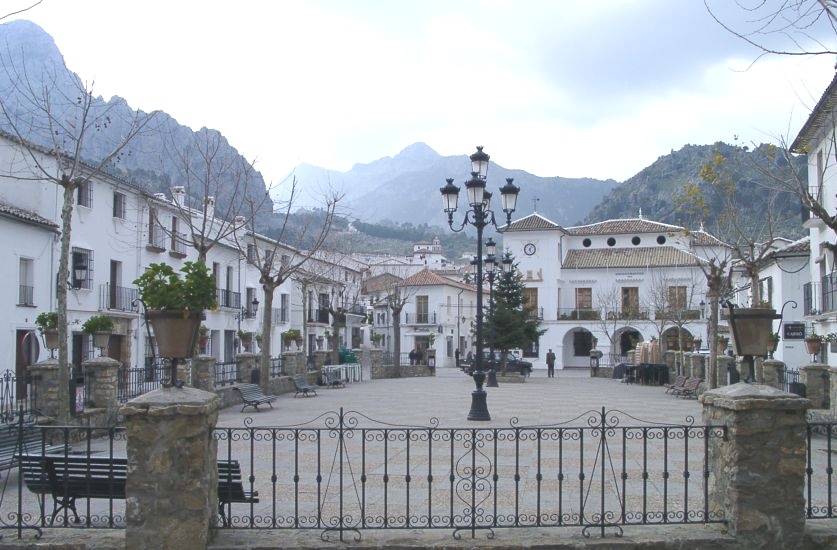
<box><xmin>664</xmin><ymin>375</ymin><xmax>687</xmax><ymax>394</ymax></box>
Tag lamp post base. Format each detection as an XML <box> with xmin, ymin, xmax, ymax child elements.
<box><xmin>486</xmin><ymin>368</ymin><xmax>498</xmax><ymax>387</ymax></box>
<box><xmin>468</xmin><ymin>370</ymin><xmax>491</xmax><ymax>421</ymax></box>
<box><xmin>467</xmin><ymin>389</ymin><xmax>491</xmax><ymax>421</ymax></box>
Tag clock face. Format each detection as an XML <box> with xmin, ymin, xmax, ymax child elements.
<box><xmin>524</xmin><ymin>243</ymin><xmax>536</xmax><ymax>256</ymax></box>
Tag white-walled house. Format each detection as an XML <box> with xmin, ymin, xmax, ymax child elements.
<box><xmin>501</xmin><ymin>214</ymin><xmax>715</xmax><ymax>370</ymax></box>
<box><xmin>793</xmin><ymin>71</ymin><xmax>837</xmax><ymax>365</ymax></box>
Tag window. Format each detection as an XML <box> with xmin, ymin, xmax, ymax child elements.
<box><xmin>416</xmin><ymin>295</ymin><xmax>429</xmax><ymax>324</ymax></box>
<box><xmin>77</xmin><ymin>181</ymin><xmax>92</xmax><ymax>208</ymax></box>
<box><xmin>582</xmin><ymin>238</ymin><xmax>591</xmax><ymax>247</ymax></box>
<box><xmin>280</xmin><ymin>293</ymin><xmax>290</xmax><ymax>322</ymax></box>
<box><xmin>573</xmin><ymin>331</ymin><xmax>593</xmax><ymax>356</ymax></box>
<box><xmin>147</xmin><ymin>208</ymin><xmax>165</xmax><ymax>250</ymax></box>
<box><xmin>575</xmin><ymin>288</ymin><xmax>592</xmax><ymax>309</ymax></box>
<box><xmin>245</xmin><ymin>287</ymin><xmax>257</xmax><ymax>318</ymax></box>
<box><xmin>317</xmin><ymin>292</ymin><xmax>330</xmax><ymax>323</ymax></box>
<box><xmin>113</xmin><ymin>192</ymin><xmax>126</xmax><ymax>219</ymax></box>
<box><xmin>607</xmin><ymin>237</ymin><xmax>616</xmax><ymax>247</ymax></box>
<box><xmin>18</xmin><ymin>258</ymin><xmax>34</xmax><ymax>306</ymax></box>
<box><xmin>621</xmin><ymin>287</ymin><xmax>639</xmax><ymax>315</ymax></box>
<box><xmin>656</xmin><ymin>235</ymin><xmax>666</xmax><ymax>245</ymax></box>
<box><xmin>247</xmin><ymin>244</ymin><xmax>257</xmax><ymax>263</ymax></box>
<box><xmin>668</xmin><ymin>286</ymin><xmax>687</xmax><ymax>310</ymax></box>
<box><xmin>759</xmin><ymin>277</ymin><xmax>773</xmax><ymax>307</ymax></box>
<box><xmin>71</xmin><ymin>247</ymin><xmax>93</xmax><ymax>290</ymax></box>
<box><xmin>523</xmin><ymin>288</ymin><xmax>539</xmax><ymax>319</ymax></box>
<box><xmin>631</xmin><ymin>236</ymin><xmax>641</xmax><ymax>246</ymax></box>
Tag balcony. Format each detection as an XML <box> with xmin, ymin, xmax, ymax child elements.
<box><xmin>803</xmin><ymin>282</ymin><xmax>817</xmax><ymax>315</ymax></box>
<box><xmin>605</xmin><ymin>308</ymin><xmax>650</xmax><ymax>321</ymax></box>
<box><xmin>146</xmin><ymin>226</ymin><xmax>166</xmax><ymax>252</ymax></box>
<box><xmin>217</xmin><ymin>289</ymin><xmax>241</xmax><ymax>310</ymax></box>
<box><xmin>558</xmin><ymin>308</ymin><xmax>601</xmax><ymax>321</ymax></box>
<box><xmin>308</xmin><ymin>309</ymin><xmax>330</xmax><ymax>324</ymax></box>
<box><xmin>822</xmin><ymin>273</ymin><xmax>837</xmax><ymax>314</ymax></box>
<box><xmin>653</xmin><ymin>308</ymin><xmax>701</xmax><ymax>320</ymax></box>
<box><xmin>169</xmin><ymin>231</ymin><xmax>188</xmax><ymax>258</ymax></box>
<box><xmin>99</xmin><ymin>283</ymin><xmax>139</xmax><ymax>312</ymax></box>
<box><xmin>404</xmin><ymin>312</ymin><xmax>437</xmax><ymax>325</ymax></box>
<box><xmin>18</xmin><ymin>284</ymin><xmax>34</xmax><ymax>307</ymax></box>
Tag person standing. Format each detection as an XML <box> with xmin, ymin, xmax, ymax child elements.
<box><xmin>546</xmin><ymin>348</ymin><xmax>556</xmax><ymax>378</ymax></box>
<box><xmin>454</xmin><ymin>348</ymin><xmax>460</xmax><ymax>369</ymax></box>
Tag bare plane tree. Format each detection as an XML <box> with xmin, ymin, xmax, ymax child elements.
<box><xmin>0</xmin><ymin>46</ymin><xmax>157</xmax><ymax>420</ymax></box>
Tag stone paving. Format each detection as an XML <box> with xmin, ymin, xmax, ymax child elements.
<box><xmin>215</xmin><ymin>366</ymin><xmax>703</xmax><ymax>429</ymax></box>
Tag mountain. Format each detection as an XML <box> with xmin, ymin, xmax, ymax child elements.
<box><xmin>279</xmin><ymin>142</ymin><xmax>620</xmax><ymax>229</ymax></box>
<box><xmin>584</xmin><ymin>142</ymin><xmax>807</xmax><ymax>239</ymax></box>
<box><xmin>0</xmin><ymin>20</ymin><xmax>269</xmax><ymax>217</ymax></box>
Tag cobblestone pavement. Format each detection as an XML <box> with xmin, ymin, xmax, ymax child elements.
<box><xmin>216</xmin><ymin>367</ymin><xmax>703</xmax><ymax>428</ymax></box>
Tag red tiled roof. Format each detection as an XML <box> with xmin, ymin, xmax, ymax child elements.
<box><xmin>563</xmin><ymin>246</ymin><xmax>701</xmax><ymax>269</ymax></box>
<box><xmin>567</xmin><ymin>218</ymin><xmax>684</xmax><ymax>236</ymax></box>
<box><xmin>400</xmin><ymin>268</ymin><xmax>475</xmax><ymax>292</ymax></box>
<box><xmin>503</xmin><ymin>213</ymin><xmax>563</xmax><ymax>232</ymax></box>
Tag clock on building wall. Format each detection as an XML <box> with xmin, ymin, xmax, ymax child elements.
<box><xmin>524</xmin><ymin>243</ymin><xmax>536</xmax><ymax>256</ymax></box>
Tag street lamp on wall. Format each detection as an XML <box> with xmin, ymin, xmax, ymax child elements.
<box><xmin>440</xmin><ymin>146</ymin><xmax>520</xmax><ymax>421</ymax></box>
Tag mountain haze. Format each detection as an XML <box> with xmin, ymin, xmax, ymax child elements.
<box><xmin>281</xmin><ymin>142</ymin><xmax>620</xmax><ymax>228</ymax></box>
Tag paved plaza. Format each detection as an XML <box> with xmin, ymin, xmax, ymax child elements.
<box><xmin>216</xmin><ymin>366</ymin><xmax>703</xmax><ymax>429</ymax></box>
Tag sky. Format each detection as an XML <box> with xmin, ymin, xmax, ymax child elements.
<box><xmin>9</xmin><ymin>0</ymin><xmax>837</xmax><ymax>185</ymax></box>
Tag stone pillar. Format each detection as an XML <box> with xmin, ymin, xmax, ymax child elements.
<box><xmin>27</xmin><ymin>359</ymin><xmax>62</xmax><ymax>421</ymax></box>
<box><xmin>191</xmin><ymin>355</ymin><xmax>216</xmax><ymax>393</ymax></box>
<box><xmin>236</xmin><ymin>352</ymin><xmax>258</xmax><ymax>384</ymax></box>
<box><xmin>664</xmin><ymin>350</ymin><xmax>677</xmax><ymax>382</ymax></box>
<box><xmin>701</xmin><ymin>384</ymin><xmax>808</xmax><ymax>548</ymax></box>
<box><xmin>801</xmin><ymin>363</ymin><xmax>830</xmax><ymax>410</ymax></box>
<box><xmin>121</xmin><ymin>387</ymin><xmax>219</xmax><ymax>550</ymax></box>
<box><xmin>82</xmin><ymin>356</ymin><xmax>120</xmax><ymax>424</ymax></box>
<box><xmin>689</xmin><ymin>353</ymin><xmax>705</xmax><ymax>379</ymax></box>
<box><xmin>754</xmin><ymin>356</ymin><xmax>764</xmax><ymax>384</ymax></box>
<box><xmin>830</xmin><ymin>368</ymin><xmax>837</xmax><ymax>418</ymax></box>
<box><xmin>716</xmin><ymin>356</ymin><xmax>734</xmax><ymax>387</ymax></box>
<box><xmin>370</xmin><ymin>349</ymin><xmax>383</xmax><ymax>379</ymax></box>
<box><xmin>762</xmin><ymin>359</ymin><xmax>785</xmax><ymax>391</ymax></box>
<box><xmin>177</xmin><ymin>359</ymin><xmax>191</xmax><ymax>387</ymax></box>
<box><xmin>314</xmin><ymin>350</ymin><xmax>329</xmax><ymax>370</ymax></box>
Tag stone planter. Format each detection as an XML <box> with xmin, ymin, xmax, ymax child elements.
<box><xmin>724</xmin><ymin>306</ymin><xmax>779</xmax><ymax>356</ymax></box>
<box><xmin>147</xmin><ymin>310</ymin><xmax>201</xmax><ymax>358</ymax></box>
<box><xmin>93</xmin><ymin>332</ymin><xmax>111</xmax><ymax>350</ymax></box>
<box><xmin>43</xmin><ymin>330</ymin><xmax>59</xmax><ymax>350</ymax></box>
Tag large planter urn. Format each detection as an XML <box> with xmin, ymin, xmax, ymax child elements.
<box><xmin>724</xmin><ymin>306</ymin><xmax>780</xmax><ymax>356</ymax></box>
<box><xmin>93</xmin><ymin>332</ymin><xmax>111</xmax><ymax>350</ymax></box>
<box><xmin>147</xmin><ymin>310</ymin><xmax>202</xmax><ymax>358</ymax></box>
<box><xmin>43</xmin><ymin>330</ymin><xmax>59</xmax><ymax>350</ymax></box>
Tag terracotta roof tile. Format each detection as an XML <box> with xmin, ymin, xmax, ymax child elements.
<box><xmin>563</xmin><ymin>246</ymin><xmax>701</xmax><ymax>269</ymax></box>
<box><xmin>567</xmin><ymin>218</ymin><xmax>684</xmax><ymax>236</ymax></box>
<box><xmin>504</xmin><ymin>213</ymin><xmax>563</xmax><ymax>232</ymax></box>
<box><xmin>400</xmin><ymin>268</ymin><xmax>476</xmax><ymax>292</ymax></box>
<box><xmin>0</xmin><ymin>200</ymin><xmax>59</xmax><ymax>229</ymax></box>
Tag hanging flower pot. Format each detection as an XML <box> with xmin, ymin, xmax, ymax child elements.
<box><xmin>93</xmin><ymin>332</ymin><xmax>111</xmax><ymax>350</ymax></box>
<box><xmin>806</xmin><ymin>337</ymin><xmax>822</xmax><ymax>355</ymax></box>
<box><xmin>147</xmin><ymin>310</ymin><xmax>202</xmax><ymax>358</ymax></box>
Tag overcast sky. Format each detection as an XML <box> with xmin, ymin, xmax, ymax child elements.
<box><xmin>10</xmin><ymin>0</ymin><xmax>837</xmax><ymax>185</ymax></box>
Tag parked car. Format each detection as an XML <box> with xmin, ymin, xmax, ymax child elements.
<box><xmin>461</xmin><ymin>350</ymin><xmax>532</xmax><ymax>377</ymax></box>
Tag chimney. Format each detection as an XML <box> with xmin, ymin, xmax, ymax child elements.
<box><xmin>153</xmin><ymin>192</ymin><xmax>166</xmax><ymax>200</ymax></box>
<box><xmin>204</xmin><ymin>196</ymin><xmax>215</xmax><ymax>219</ymax></box>
<box><xmin>171</xmin><ymin>186</ymin><xmax>186</xmax><ymax>207</ymax></box>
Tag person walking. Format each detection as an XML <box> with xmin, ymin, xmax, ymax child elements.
<box><xmin>546</xmin><ymin>348</ymin><xmax>556</xmax><ymax>378</ymax></box>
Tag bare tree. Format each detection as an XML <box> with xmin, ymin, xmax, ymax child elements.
<box><xmin>0</xmin><ymin>48</ymin><xmax>157</xmax><ymax>420</ymax></box>
<box><xmin>235</xmin><ymin>177</ymin><xmax>341</xmax><ymax>385</ymax></box>
<box><xmin>643</xmin><ymin>269</ymin><xmax>705</xmax><ymax>352</ymax></box>
<box><xmin>595</xmin><ymin>287</ymin><xmax>633</xmax><ymax>363</ymax></box>
<box><xmin>705</xmin><ymin>0</ymin><xmax>837</xmax><ymax>62</ymax></box>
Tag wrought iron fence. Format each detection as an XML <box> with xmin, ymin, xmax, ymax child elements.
<box><xmin>0</xmin><ymin>420</ymin><xmax>127</xmax><ymax>536</ymax></box>
<box><xmin>269</xmin><ymin>357</ymin><xmax>283</xmax><ymax>378</ymax></box>
<box><xmin>215</xmin><ymin>361</ymin><xmax>240</xmax><ymax>387</ymax></box>
<box><xmin>781</xmin><ymin>369</ymin><xmax>802</xmax><ymax>394</ymax></box>
<box><xmin>806</xmin><ymin>420</ymin><xmax>837</xmax><ymax>519</ymax></box>
<box><xmin>0</xmin><ymin>370</ymin><xmax>38</xmax><ymax>423</ymax></box>
<box><xmin>213</xmin><ymin>408</ymin><xmax>725</xmax><ymax>540</ymax></box>
<box><xmin>118</xmin><ymin>359</ymin><xmax>169</xmax><ymax>402</ymax></box>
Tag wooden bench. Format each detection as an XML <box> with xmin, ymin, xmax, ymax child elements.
<box><xmin>292</xmin><ymin>375</ymin><xmax>317</xmax><ymax>398</ymax></box>
<box><xmin>663</xmin><ymin>375</ymin><xmax>687</xmax><ymax>394</ymax></box>
<box><xmin>18</xmin><ymin>453</ymin><xmax>258</xmax><ymax>526</ymax></box>
<box><xmin>0</xmin><ymin>422</ymin><xmax>62</xmax><ymax>471</ymax></box>
<box><xmin>233</xmin><ymin>383</ymin><xmax>278</xmax><ymax>412</ymax></box>
<box><xmin>671</xmin><ymin>377</ymin><xmax>702</xmax><ymax>399</ymax></box>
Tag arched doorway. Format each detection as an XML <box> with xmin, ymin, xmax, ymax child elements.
<box><xmin>662</xmin><ymin>327</ymin><xmax>695</xmax><ymax>352</ymax></box>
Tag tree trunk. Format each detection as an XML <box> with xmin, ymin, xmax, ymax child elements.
<box><xmin>392</xmin><ymin>306</ymin><xmax>403</xmax><ymax>368</ymax></box>
<box><xmin>57</xmin><ymin>180</ymin><xmax>75</xmax><ymax>422</ymax></box>
<box><xmin>259</xmin><ymin>281</ymin><xmax>276</xmax><ymax>389</ymax></box>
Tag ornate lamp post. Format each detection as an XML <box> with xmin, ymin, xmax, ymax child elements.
<box><xmin>440</xmin><ymin>146</ymin><xmax>520</xmax><ymax>421</ymax></box>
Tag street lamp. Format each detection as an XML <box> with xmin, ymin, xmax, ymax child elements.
<box><xmin>440</xmin><ymin>146</ymin><xmax>520</xmax><ymax>421</ymax></box>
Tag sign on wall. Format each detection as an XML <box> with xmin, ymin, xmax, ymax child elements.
<box><xmin>783</xmin><ymin>322</ymin><xmax>806</xmax><ymax>340</ymax></box>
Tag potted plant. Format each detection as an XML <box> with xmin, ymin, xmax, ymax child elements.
<box><xmin>371</xmin><ymin>333</ymin><xmax>383</xmax><ymax>347</ymax></box>
<box><xmin>237</xmin><ymin>329</ymin><xmax>252</xmax><ymax>351</ymax></box>
<box><xmin>199</xmin><ymin>324</ymin><xmax>209</xmax><ymax>351</ymax></box>
<box><xmin>805</xmin><ymin>333</ymin><xmax>823</xmax><ymax>355</ymax></box>
<box><xmin>81</xmin><ymin>315</ymin><xmax>114</xmax><ymax>350</ymax></box>
<box><xmin>716</xmin><ymin>333</ymin><xmax>729</xmax><ymax>355</ymax></box>
<box><xmin>282</xmin><ymin>329</ymin><xmax>301</xmax><ymax>349</ymax></box>
<box><xmin>766</xmin><ymin>332</ymin><xmax>779</xmax><ymax>354</ymax></box>
<box><xmin>133</xmin><ymin>261</ymin><xmax>216</xmax><ymax>358</ymax></box>
<box><xmin>35</xmin><ymin>311</ymin><xmax>60</xmax><ymax>349</ymax></box>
